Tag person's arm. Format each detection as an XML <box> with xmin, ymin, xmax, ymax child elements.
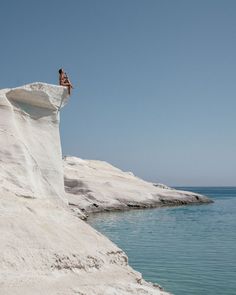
<box><xmin>59</xmin><ymin>74</ymin><xmax>70</xmax><ymax>86</ymax></box>
<box><xmin>64</xmin><ymin>75</ymin><xmax>73</xmax><ymax>88</ymax></box>
<box><xmin>66</xmin><ymin>78</ymin><xmax>73</xmax><ymax>88</ymax></box>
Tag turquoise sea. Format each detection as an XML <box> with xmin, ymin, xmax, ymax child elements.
<box><xmin>88</xmin><ymin>187</ymin><xmax>236</xmax><ymax>295</ymax></box>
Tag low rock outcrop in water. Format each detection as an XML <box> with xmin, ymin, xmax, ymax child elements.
<box><xmin>0</xmin><ymin>83</ymin><xmax>169</xmax><ymax>295</ymax></box>
<box><xmin>64</xmin><ymin>156</ymin><xmax>212</xmax><ymax>217</ymax></box>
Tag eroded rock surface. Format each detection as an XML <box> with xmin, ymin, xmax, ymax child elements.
<box><xmin>0</xmin><ymin>83</ymin><xmax>168</xmax><ymax>295</ymax></box>
<box><xmin>64</xmin><ymin>156</ymin><xmax>212</xmax><ymax>216</ymax></box>
<box><xmin>0</xmin><ymin>83</ymin><xmax>68</xmax><ymax>201</ymax></box>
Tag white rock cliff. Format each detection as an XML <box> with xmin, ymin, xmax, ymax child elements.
<box><xmin>0</xmin><ymin>83</ymin><xmax>169</xmax><ymax>295</ymax></box>
<box><xmin>0</xmin><ymin>83</ymin><xmax>68</xmax><ymax>201</ymax></box>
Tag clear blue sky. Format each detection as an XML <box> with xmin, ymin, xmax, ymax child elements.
<box><xmin>1</xmin><ymin>0</ymin><xmax>235</xmax><ymax>186</ymax></box>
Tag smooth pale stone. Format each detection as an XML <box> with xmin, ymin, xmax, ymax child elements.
<box><xmin>64</xmin><ymin>156</ymin><xmax>212</xmax><ymax>215</ymax></box>
<box><xmin>0</xmin><ymin>83</ymin><xmax>168</xmax><ymax>295</ymax></box>
<box><xmin>0</xmin><ymin>83</ymin><xmax>68</xmax><ymax>201</ymax></box>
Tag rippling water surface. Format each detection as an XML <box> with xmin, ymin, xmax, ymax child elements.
<box><xmin>87</xmin><ymin>187</ymin><xmax>236</xmax><ymax>295</ymax></box>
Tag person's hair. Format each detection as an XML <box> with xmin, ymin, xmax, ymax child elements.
<box><xmin>59</xmin><ymin>68</ymin><xmax>63</xmax><ymax>74</ymax></box>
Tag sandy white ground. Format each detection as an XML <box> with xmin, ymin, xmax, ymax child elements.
<box><xmin>64</xmin><ymin>156</ymin><xmax>212</xmax><ymax>218</ymax></box>
<box><xmin>0</xmin><ymin>83</ymin><xmax>170</xmax><ymax>295</ymax></box>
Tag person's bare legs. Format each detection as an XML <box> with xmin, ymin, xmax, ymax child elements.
<box><xmin>61</xmin><ymin>82</ymin><xmax>72</xmax><ymax>95</ymax></box>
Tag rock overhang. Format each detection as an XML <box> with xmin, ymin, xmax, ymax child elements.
<box><xmin>0</xmin><ymin>82</ymin><xmax>68</xmax><ymax>201</ymax></box>
<box><xmin>2</xmin><ymin>82</ymin><xmax>69</xmax><ymax>110</ymax></box>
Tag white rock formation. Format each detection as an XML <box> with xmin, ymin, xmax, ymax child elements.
<box><xmin>64</xmin><ymin>156</ymin><xmax>212</xmax><ymax>216</ymax></box>
<box><xmin>0</xmin><ymin>83</ymin><xmax>169</xmax><ymax>295</ymax></box>
<box><xmin>0</xmin><ymin>83</ymin><xmax>68</xmax><ymax>201</ymax></box>
<box><xmin>153</xmin><ymin>183</ymin><xmax>173</xmax><ymax>190</ymax></box>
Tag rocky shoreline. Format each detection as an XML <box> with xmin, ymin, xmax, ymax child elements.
<box><xmin>64</xmin><ymin>156</ymin><xmax>212</xmax><ymax>219</ymax></box>
<box><xmin>0</xmin><ymin>83</ymin><xmax>212</xmax><ymax>295</ymax></box>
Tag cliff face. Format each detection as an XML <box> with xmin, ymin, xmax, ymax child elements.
<box><xmin>0</xmin><ymin>83</ymin><xmax>68</xmax><ymax>201</ymax></box>
<box><xmin>0</xmin><ymin>83</ymin><xmax>167</xmax><ymax>295</ymax></box>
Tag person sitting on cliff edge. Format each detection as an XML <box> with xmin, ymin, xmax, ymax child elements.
<box><xmin>59</xmin><ymin>68</ymin><xmax>73</xmax><ymax>95</ymax></box>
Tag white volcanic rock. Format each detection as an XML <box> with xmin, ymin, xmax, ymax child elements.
<box><xmin>0</xmin><ymin>83</ymin><xmax>168</xmax><ymax>295</ymax></box>
<box><xmin>0</xmin><ymin>194</ymin><xmax>168</xmax><ymax>295</ymax></box>
<box><xmin>0</xmin><ymin>83</ymin><xmax>68</xmax><ymax>201</ymax></box>
<box><xmin>153</xmin><ymin>183</ymin><xmax>173</xmax><ymax>190</ymax></box>
<box><xmin>64</xmin><ymin>156</ymin><xmax>212</xmax><ymax>215</ymax></box>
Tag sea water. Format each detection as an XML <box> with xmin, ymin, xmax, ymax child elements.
<box><xmin>87</xmin><ymin>187</ymin><xmax>236</xmax><ymax>295</ymax></box>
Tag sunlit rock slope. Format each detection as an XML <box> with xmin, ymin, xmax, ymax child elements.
<box><xmin>64</xmin><ymin>156</ymin><xmax>212</xmax><ymax>217</ymax></box>
<box><xmin>0</xmin><ymin>83</ymin><xmax>168</xmax><ymax>295</ymax></box>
